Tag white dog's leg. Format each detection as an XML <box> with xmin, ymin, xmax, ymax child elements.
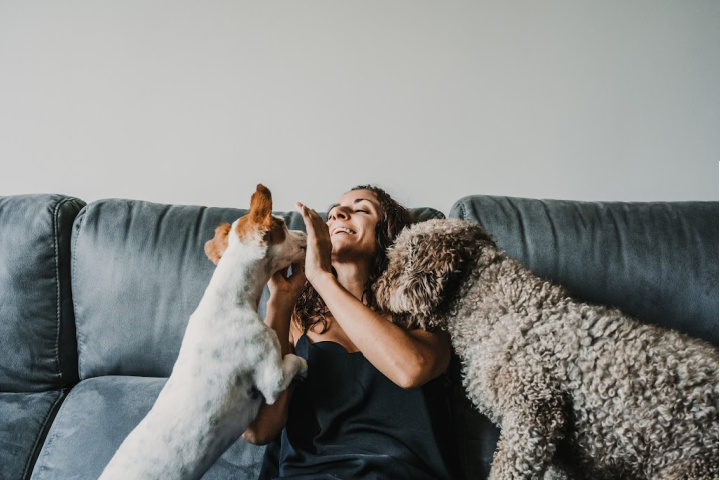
<box><xmin>279</xmin><ymin>353</ymin><xmax>308</xmax><ymax>389</ymax></box>
<box><xmin>254</xmin><ymin>353</ymin><xmax>307</xmax><ymax>405</ymax></box>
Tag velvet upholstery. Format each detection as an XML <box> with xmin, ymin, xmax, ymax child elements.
<box><xmin>0</xmin><ymin>194</ymin><xmax>84</xmax><ymax>480</ymax></box>
<box><xmin>0</xmin><ymin>194</ymin><xmax>85</xmax><ymax>391</ymax></box>
<box><xmin>29</xmin><ymin>377</ymin><xmax>265</xmax><ymax>480</ymax></box>
<box><xmin>71</xmin><ymin>200</ymin><xmax>243</xmax><ymax>380</ymax></box>
<box><xmin>0</xmin><ymin>391</ymin><xmax>66</xmax><ymax>480</ymax></box>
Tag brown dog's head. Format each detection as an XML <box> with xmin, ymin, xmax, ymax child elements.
<box><xmin>374</xmin><ymin>218</ymin><xmax>496</xmax><ymax>330</ymax></box>
<box><xmin>204</xmin><ymin>184</ymin><xmax>306</xmax><ymax>269</ymax></box>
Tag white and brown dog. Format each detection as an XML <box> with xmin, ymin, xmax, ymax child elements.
<box><xmin>99</xmin><ymin>184</ymin><xmax>308</xmax><ymax>480</ymax></box>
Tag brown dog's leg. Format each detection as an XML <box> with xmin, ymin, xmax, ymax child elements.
<box><xmin>489</xmin><ymin>371</ymin><xmax>568</xmax><ymax>480</ymax></box>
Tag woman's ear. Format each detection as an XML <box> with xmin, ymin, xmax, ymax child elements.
<box><xmin>204</xmin><ymin>223</ymin><xmax>231</xmax><ymax>265</ymax></box>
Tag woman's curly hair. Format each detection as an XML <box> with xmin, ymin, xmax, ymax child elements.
<box><xmin>292</xmin><ymin>185</ymin><xmax>413</xmax><ymax>333</ymax></box>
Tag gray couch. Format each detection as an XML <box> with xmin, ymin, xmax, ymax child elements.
<box><xmin>1</xmin><ymin>193</ymin><xmax>716</xmax><ymax>480</ymax></box>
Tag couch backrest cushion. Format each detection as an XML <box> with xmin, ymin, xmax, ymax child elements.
<box><xmin>0</xmin><ymin>194</ymin><xmax>85</xmax><ymax>392</ymax></box>
<box><xmin>450</xmin><ymin>195</ymin><xmax>718</xmax><ymax>345</ymax></box>
<box><xmin>72</xmin><ymin>199</ymin><xmax>443</xmax><ymax>380</ymax></box>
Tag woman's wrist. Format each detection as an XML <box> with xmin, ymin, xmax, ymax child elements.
<box><xmin>264</xmin><ymin>293</ymin><xmax>296</xmax><ymax>334</ymax></box>
<box><xmin>265</xmin><ymin>299</ymin><xmax>294</xmax><ymax>324</ymax></box>
<box><xmin>307</xmin><ymin>270</ymin><xmax>337</xmax><ymax>295</ymax></box>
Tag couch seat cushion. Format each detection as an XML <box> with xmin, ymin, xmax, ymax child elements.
<box><xmin>0</xmin><ymin>390</ymin><xmax>66</xmax><ymax>480</ymax></box>
<box><xmin>30</xmin><ymin>376</ymin><xmax>265</xmax><ymax>480</ymax></box>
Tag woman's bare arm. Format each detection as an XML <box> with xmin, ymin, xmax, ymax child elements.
<box><xmin>312</xmin><ymin>272</ymin><xmax>451</xmax><ymax>388</ymax></box>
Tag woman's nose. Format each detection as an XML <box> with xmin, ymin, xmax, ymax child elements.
<box><xmin>329</xmin><ymin>208</ymin><xmax>349</xmax><ymax>221</ymax></box>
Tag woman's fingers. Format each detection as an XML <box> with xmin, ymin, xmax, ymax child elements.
<box><xmin>268</xmin><ymin>267</ymin><xmax>290</xmax><ymax>293</ymax></box>
<box><xmin>295</xmin><ymin>202</ymin><xmax>332</xmax><ymax>283</ymax></box>
<box><xmin>287</xmin><ymin>263</ymin><xmax>306</xmax><ymax>288</ymax></box>
<box><xmin>295</xmin><ymin>202</ymin><xmax>312</xmax><ymax>224</ymax></box>
<box><xmin>296</xmin><ymin>202</ymin><xmax>326</xmax><ymax>235</ymax></box>
<box><xmin>267</xmin><ymin>264</ymin><xmax>306</xmax><ymax>311</ymax></box>
<box><xmin>296</xmin><ymin>202</ymin><xmax>329</xmax><ymax>239</ymax></box>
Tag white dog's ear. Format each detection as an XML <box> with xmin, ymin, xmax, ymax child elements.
<box><xmin>249</xmin><ymin>184</ymin><xmax>272</xmax><ymax>226</ymax></box>
<box><xmin>204</xmin><ymin>223</ymin><xmax>231</xmax><ymax>265</ymax></box>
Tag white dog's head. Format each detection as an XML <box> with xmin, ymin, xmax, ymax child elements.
<box><xmin>204</xmin><ymin>184</ymin><xmax>307</xmax><ymax>272</ymax></box>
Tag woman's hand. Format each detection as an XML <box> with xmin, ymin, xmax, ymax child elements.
<box><xmin>267</xmin><ymin>262</ymin><xmax>306</xmax><ymax>314</ymax></box>
<box><xmin>296</xmin><ymin>202</ymin><xmax>334</xmax><ymax>286</ymax></box>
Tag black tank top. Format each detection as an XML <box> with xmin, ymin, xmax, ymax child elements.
<box><xmin>259</xmin><ymin>333</ymin><xmax>459</xmax><ymax>480</ymax></box>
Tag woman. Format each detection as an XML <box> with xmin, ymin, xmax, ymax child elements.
<box><xmin>243</xmin><ymin>185</ymin><xmax>457</xmax><ymax>479</ymax></box>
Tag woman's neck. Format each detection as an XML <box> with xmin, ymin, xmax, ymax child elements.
<box><xmin>333</xmin><ymin>261</ymin><xmax>371</xmax><ymax>301</ymax></box>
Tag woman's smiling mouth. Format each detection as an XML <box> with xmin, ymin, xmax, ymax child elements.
<box><xmin>331</xmin><ymin>227</ymin><xmax>356</xmax><ymax>235</ymax></box>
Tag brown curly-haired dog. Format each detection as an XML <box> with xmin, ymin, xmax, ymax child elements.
<box><xmin>374</xmin><ymin>218</ymin><xmax>718</xmax><ymax>480</ymax></box>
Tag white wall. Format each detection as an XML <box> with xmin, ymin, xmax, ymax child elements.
<box><xmin>1</xmin><ymin>1</ymin><xmax>718</xmax><ymax>214</ymax></box>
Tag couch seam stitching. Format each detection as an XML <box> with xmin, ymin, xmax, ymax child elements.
<box><xmin>459</xmin><ymin>201</ymin><xmax>467</xmax><ymax>220</ymax></box>
<box><xmin>52</xmin><ymin>198</ymin><xmax>63</xmax><ymax>387</ymax></box>
<box><xmin>22</xmin><ymin>389</ymin><xmax>65</xmax><ymax>480</ymax></box>
<box><xmin>71</xmin><ymin>206</ymin><xmax>87</xmax><ymax>381</ymax></box>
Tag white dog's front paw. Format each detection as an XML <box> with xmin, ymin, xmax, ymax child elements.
<box><xmin>285</xmin><ymin>353</ymin><xmax>308</xmax><ymax>382</ymax></box>
<box><xmin>296</xmin><ymin>357</ymin><xmax>308</xmax><ymax>381</ymax></box>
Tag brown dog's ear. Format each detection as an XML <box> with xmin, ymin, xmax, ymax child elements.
<box><xmin>374</xmin><ymin>219</ymin><xmax>495</xmax><ymax>330</ymax></box>
<box><xmin>204</xmin><ymin>223</ymin><xmax>231</xmax><ymax>265</ymax></box>
<box><xmin>249</xmin><ymin>184</ymin><xmax>272</xmax><ymax>226</ymax></box>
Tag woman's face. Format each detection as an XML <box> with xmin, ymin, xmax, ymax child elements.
<box><xmin>326</xmin><ymin>189</ymin><xmax>381</xmax><ymax>261</ymax></box>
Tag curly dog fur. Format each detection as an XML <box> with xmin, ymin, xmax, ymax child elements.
<box><xmin>374</xmin><ymin>218</ymin><xmax>718</xmax><ymax>480</ymax></box>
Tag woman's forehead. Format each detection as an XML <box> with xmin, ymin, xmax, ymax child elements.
<box><xmin>338</xmin><ymin>189</ymin><xmax>378</xmax><ymax>205</ymax></box>
<box><xmin>329</xmin><ymin>189</ymin><xmax>380</xmax><ymax>210</ymax></box>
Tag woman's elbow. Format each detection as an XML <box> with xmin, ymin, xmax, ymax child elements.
<box><xmin>395</xmin><ymin>375</ymin><xmax>425</xmax><ymax>390</ymax></box>
<box><xmin>394</xmin><ymin>356</ymin><xmax>436</xmax><ymax>390</ymax></box>
<box><xmin>242</xmin><ymin>427</ymin><xmax>275</xmax><ymax>446</ymax></box>
<box><xmin>242</xmin><ymin>390</ymin><xmax>291</xmax><ymax>445</ymax></box>
<box><xmin>242</xmin><ymin>413</ymin><xmax>285</xmax><ymax>445</ymax></box>
<box><xmin>395</xmin><ymin>349</ymin><xmax>451</xmax><ymax>389</ymax></box>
